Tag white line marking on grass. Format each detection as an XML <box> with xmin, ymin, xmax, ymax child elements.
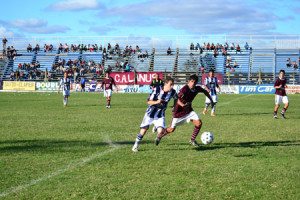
<box><xmin>0</xmin><ymin>136</ymin><xmax>120</xmax><ymax>198</ymax></box>
<box><xmin>217</xmin><ymin>94</ymin><xmax>253</xmax><ymax>107</ymax></box>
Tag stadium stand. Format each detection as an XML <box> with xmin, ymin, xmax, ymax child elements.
<box><xmin>1</xmin><ymin>42</ymin><xmax>299</xmax><ymax>84</ymax></box>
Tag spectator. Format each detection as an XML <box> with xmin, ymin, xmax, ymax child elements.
<box><xmin>47</xmin><ymin>71</ymin><xmax>51</xmax><ymax>80</ymax></box>
<box><xmin>106</xmin><ymin>65</ymin><xmax>112</xmax><ymax>73</ymax></box>
<box><xmin>298</xmin><ymin>56</ymin><xmax>300</xmax><ymax>65</ymax></box>
<box><xmin>227</xmin><ymin>54</ymin><xmax>232</xmax><ymax>62</ymax></box>
<box><xmin>80</xmin><ymin>77</ymin><xmax>86</xmax><ymax>92</ymax></box>
<box><xmin>35</xmin><ymin>61</ymin><xmax>40</xmax><ymax>68</ymax></box>
<box><xmin>222</xmin><ymin>49</ymin><xmax>227</xmax><ymax>56</ymax></box>
<box><xmin>99</xmin><ymin>45</ymin><xmax>103</xmax><ymax>51</ymax></box>
<box><xmin>293</xmin><ymin>61</ymin><xmax>298</xmax><ymax>70</ymax></box>
<box><xmin>64</xmin><ymin>43</ymin><xmax>69</xmax><ymax>53</ymax></box>
<box><xmin>95</xmin><ymin>64</ymin><xmax>101</xmax><ymax>77</ymax></box>
<box><xmin>125</xmin><ymin>64</ymin><xmax>132</xmax><ymax>72</ymax></box>
<box><xmin>10</xmin><ymin>71</ymin><xmax>15</xmax><ymax>80</ymax></box>
<box><xmin>18</xmin><ymin>63</ymin><xmax>22</xmax><ymax>69</ymax></box>
<box><xmin>27</xmin><ymin>44</ymin><xmax>32</xmax><ymax>52</ymax></box>
<box><xmin>137</xmin><ymin>51</ymin><xmax>143</xmax><ymax>59</ymax></box>
<box><xmin>233</xmin><ymin>61</ymin><xmax>239</xmax><ymax>68</ymax></box>
<box><xmin>150</xmin><ymin>73</ymin><xmax>163</xmax><ymax>90</ymax></box>
<box><xmin>144</xmin><ymin>50</ymin><xmax>149</xmax><ymax>58</ymax></box>
<box><xmin>213</xmin><ymin>49</ymin><xmax>218</xmax><ymax>58</ymax></box>
<box><xmin>196</xmin><ymin>43</ymin><xmax>200</xmax><ymax>50</ymax></box>
<box><xmin>58</xmin><ymin>43</ymin><xmax>63</xmax><ymax>52</ymax></box>
<box><xmin>286</xmin><ymin>58</ymin><xmax>292</xmax><ymax>68</ymax></box>
<box><xmin>230</xmin><ymin>43</ymin><xmax>235</xmax><ymax>50</ymax></box>
<box><xmin>206</xmin><ymin>43</ymin><xmax>210</xmax><ymax>50</ymax></box>
<box><xmin>236</xmin><ymin>45</ymin><xmax>241</xmax><ymax>53</ymax></box>
<box><xmin>34</xmin><ymin>44</ymin><xmax>40</xmax><ymax>52</ymax></box>
<box><xmin>244</xmin><ymin>42</ymin><xmax>249</xmax><ymax>50</ymax></box>
<box><xmin>167</xmin><ymin>47</ymin><xmax>172</xmax><ymax>55</ymax></box>
<box><xmin>190</xmin><ymin>43</ymin><xmax>194</xmax><ymax>50</ymax></box>
<box><xmin>224</xmin><ymin>42</ymin><xmax>228</xmax><ymax>50</ymax></box>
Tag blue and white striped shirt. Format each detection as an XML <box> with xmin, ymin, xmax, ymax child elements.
<box><xmin>204</xmin><ymin>76</ymin><xmax>219</xmax><ymax>96</ymax></box>
<box><xmin>146</xmin><ymin>86</ymin><xmax>178</xmax><ymax>118</ymax></box>
<box><xmin>60</xmin><ymin>78</ymin><xmax>72</xmax><ymax>91</ymax></box>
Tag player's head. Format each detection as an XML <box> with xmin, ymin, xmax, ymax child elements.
<box><xmin>279</xmin><ymin>70</ymin><xmax>285</xmax><ymax>78</ymax></box>
<box><xmin>188</xmin><ymin>74</ymin><xmax>198</xmax><ymax>89</ymax></box>
<box><xmin>155</xmin><ymin>73</ymin><xmax>159</xmax><ymax>79</ymax></box>
<box><xmin>64</xmin><ymin>72</ymin><xmax>67</xmax><ymax>79</ymax></box>
<box><xmin>105</xmin><ymin>71</ymin><xmax>110</xmax><ymax>78</ymax></box>
<box><xmin>209</xmin><ymin>69</ymin><xmax>214</xmax><ymax>77</ymax></box>
<box><xmin>163</xmin><ymin>76</ymin><xmax>174</xmax><ymax>92</ymax></box>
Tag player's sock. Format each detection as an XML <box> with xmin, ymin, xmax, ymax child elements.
<box><xmin>107</xmin><ymin>99</ymin><xmax>111</xmax><ymax>106</ymax></box>
<box><xmin>190</xmin><ymin>125</ymin><xmax>201</xmax><ymax>141</ymax></box>
<box><xmin>135</xmin><ymin>133</ymin><xmax>144</xmax><ymax>143</ymax></box>
<box><xmin>273</xmin><ymin>111</ymin><xmax>277</xmax><ymax>116</ymax></box>
<box><xmin>205</xmin><ymin>103</ymin><xmax>210</xmax><ymax>110</ymax></box>
<box><xmin>281</xmin><ymin>108</ymin><xmax>287</xmax><ymax>115</ymax></box>
<box><xmin>63</xmin><ymin>98</ymin><xmax>66</xmax><ymax>105</ymax></box>
<box><xmin>66</xmin><ymin>98</ymin><xmax>68</xmax><ymax>105</ymax></box>
<box><xmin>211</xmin><ymin>104</ymin><xmax>216</xmax><ymax>114</ymax></box>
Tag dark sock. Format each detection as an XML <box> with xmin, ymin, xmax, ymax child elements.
<box><xmin>191</xmin><ymin>125</ymin><xmax>201</xmax><ymax>141</ymax></box>
<box><xmin>281</xmin><ymin>108</ymin><xmax>287</xmax><ymax>114</ymax></box>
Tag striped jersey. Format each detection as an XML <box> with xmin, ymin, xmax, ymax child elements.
<box><xmin>146</xmin><ymin>86</ymin><xmax>178</xmax><ymax>118</ymax></box>
<box><xmin>60</xmin><ymin>78</ymin><xmax>72</xmax><ymax>91</ymax></box>
<box><xmin>204</xmin><ymin>76</ymin><xmax>219</xmax><ymax>96</ymax></box>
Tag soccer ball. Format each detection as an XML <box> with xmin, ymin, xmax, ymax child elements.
<box><xmin>201</xmin><ymin>132</ymin><xmax>214</xmax><ymax>145</ymax></box>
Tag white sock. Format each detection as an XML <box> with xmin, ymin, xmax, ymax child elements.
<box><xmin>212</xmin><ymin>104</ymin><xmax>216</xmax><ymax>113</ymax></box>
<box><xmin>205</xmin><ymin>103</ymin><xmax>210</xmax><ymax>110</ymax></box>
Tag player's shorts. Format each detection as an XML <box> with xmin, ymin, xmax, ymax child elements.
<box><xmin>275</xmin><ymin>95</ymin><xmax>289</xmax><ymax>105</ymax></box>
<box><xmin>104</xmin><ymin>89</ymin><xmax>112</xmax><ymax>97</ymax></box>
<box><xmin>63</xmin><ymin>90</ymin><xmax>70</xmax><ymax>96</ymax></box>
<box><xmin>170</xmin><ymin>111</ymin><xmax>200</xmax><ymax>128</ymax></box>
<box><xmin>205</xmin><ymin>95</ymin><xmax>217</xmax><ymax>103</ymax></box>
<box><xmin>140</xmin><ymin>113</ymin><xmax>165</xmax><ymax>129</ymax></box>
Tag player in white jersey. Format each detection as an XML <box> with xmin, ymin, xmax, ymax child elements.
<box><xmin>58</xmin><ymin>72</ymin><xmax>72</xmax><ymax>107</ymax></box>
<box><xmin>203</xmin><ymin>69</ymin><xmax>220</xmax><ymax>116</ymax></box>
<box><xmin>132</xmin><ymin>77</ymin><xmax>177</xmax><ymax>152</ymax></box>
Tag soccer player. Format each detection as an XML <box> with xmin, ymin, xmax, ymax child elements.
<box><xmin>132</xmin><ymin>77</ymin><xmax>178</xmax><ymax>152</ymax></box>
<box><xmin>99</xmin><ymin>71</ymin><xmax>118</xmax><ymax>108</ymax></box>
<box><xmin>58</xmin><ymin>72</ymin><xmax>72</xmax><ymax>107</ymax></box>
<box><xmin>273</xmin><ymin>70</ymin><xmax>289</xmax><ymax>119</ymax></box>
<box><xmin>203</xmin><ymin>69</ymin><xmax>220</xmax><ymax>116</ymax></box>
<box><xmin>155</xmin><ymin>74</ymin><xmax>214</xmax><ymax>147</ymax></box>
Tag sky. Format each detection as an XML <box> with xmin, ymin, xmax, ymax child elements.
<box><xmin>0</xmin><ymin>0</ymin><xmax>299</xmax><ymax>47</ymax></box>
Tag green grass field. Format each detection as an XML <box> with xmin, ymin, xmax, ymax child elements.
<box><xmin>0</xmin><ymin>92</ymin><xmax>299</xmax><ymax>199</ymax></box>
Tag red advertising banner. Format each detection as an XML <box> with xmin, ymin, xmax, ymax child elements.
<box><xmin>201</xmin><ymin>74</ymin><xmax>223</xmax><ymax>85</ymax></box>
<box><xmin>110</xmin><ymin>72</ymin><xmax>135</xmax><ymax>85</ymax></box>
<box><xmin>109</xmin><ymin>72</ymin><xmax>164</xmax><ymax>85</ymax></box>
<box><xmin>137</xmin><ymin>72</ymin><xmax>163</xmax><ymax>85</ymax></box>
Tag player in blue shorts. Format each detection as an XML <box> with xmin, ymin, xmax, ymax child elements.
<box><xmin>132</xmin><ymin>77</ymin><xmax>177</xmax><ymax>152</ymax></box>
<box><xmin>58</xmin><ymin>72</ymin><xmax>72</xmax><ymax>107</ymax></box>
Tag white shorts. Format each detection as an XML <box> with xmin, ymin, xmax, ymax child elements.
<box><xmin>63</xmin><ymin>90</ymin><xmax>70</xmax><ymax>96</ymax></box>
<box><xmin>205</xmin><ymin>95</ymin><xmax>217</xmax><ymax>103</ymax></box>
<box><xmin>171</xmin><ymin>111</ymin><xmax>200</xmax><ymax>128</ymax></box>
<box><xmin>275</xmin><ymin>95</ymin><xmax>289</xmax><ymax>105</ymax></box>
<box><xmin>104</xmin><ymin>89</ymin><xmax>112</xmax><ymax>97</ymax></box>
<box><xmin>140</xmin><ymin>113</ymin><xmax>165</xmax><ymax>129</ymax></box>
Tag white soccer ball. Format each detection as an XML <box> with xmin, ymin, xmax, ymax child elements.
<box><xmin>201</xmin><ymin>132</ymin><xmax>214</xmax><ymax>145</ymax></box>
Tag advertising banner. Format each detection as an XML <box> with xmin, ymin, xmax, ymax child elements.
<box><xmin>3</xmin><ymin>81</ymin><xmax>36</xmax><ymax>91</ymax></box>
<box><xmin>239</xmin><ymin>85</ymin><xmax>276</xmax><ymax>94</ymax></box>
<box><xmin>201</xmin><ymin>74</ymin><xmax>223</xmax><ymax>85</ymax></box>
<box><xmin>136</xmin><ymin>72</ymin><xmax>163</xmax><ymax>85</ymax></box>
<box><xmin>286</xmin><ymin>85</ymin><xmax>300</xmax><ymax>94</ymax></box>
<box><xmin>219</xmin><ymin>85</ymin><xmax>239</xmax><ymax>94</ymax></box>
<box><xmin>110</xmin><ymin>72</ymin><xmax>135</xmax><ymax>85</ymax></box>
<box><xmin>36</xmin><ymin>82</ymin><xmax>60</xmax><ymax>91</ymax></box>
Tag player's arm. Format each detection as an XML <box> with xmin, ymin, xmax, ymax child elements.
<box><xmin>203</xmin><ymin>85</ymin><xmax>210</xmax><ymax>93</ymax></box>
<box><xmin>148</xmin><ymin>99</ymin><xmax>162</xmax><ymax>105</ymax></box>
<box><xmin>58</xmin><ymin>80</ymin><xmax>62</xmax><ymax>93</ymax></box>
<box><xmin>99</xmin><ymin>80</ymin><xmax>104</xmax><ymax>92</ymax></box>
<box><xmin>216</xmin><ymin>83</ymin><xmax>220</xmax><ymax>92</ymax></box>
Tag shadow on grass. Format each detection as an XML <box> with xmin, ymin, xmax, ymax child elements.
<box><xmin>0</xmin><ymin>139</ymin><xmax>145</xmax><ymax>152</ymax></box>
<box><xmin>192</xmin><ymin>140</ymin><xmax>300</xmax><ymax>152</ymax></box>
<box><xmin>216</xmin><ymin>112</ymin><xmax>270</xmax><ymax>116</ymax></box>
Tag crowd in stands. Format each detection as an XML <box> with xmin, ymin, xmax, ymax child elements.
<box><xmin>286</xmin><ymin>57</ymin><xmax>299</xmax><ymax>70</ymax></box>
<box><xmin>190</xmin><ymin>42</ymin><xmax>249</xmax><ymax>56</ymax></box>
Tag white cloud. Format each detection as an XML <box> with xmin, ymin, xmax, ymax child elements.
<box><xmin>9</xmin><ymin>19</ymin><xmax>48</xmax><ymax>28</ymax></box>
<box><xmin>99</xmin><ymin>0</ymin><xmax>288</xmax><ymax>34</ymax></box>
<box><xmin>46</xmin><ymin>0</ymin><xmax>103</xmax><ymax>11</ymax></box>
<box><xmin>20</xmin><ymin>26</ymin><xmax>71</xmax><ymax>34</ymax></box>
<box><xmin>0</xmin><ymin>27</ymin><xmax>23</xmax><ymax>38</ymax></box>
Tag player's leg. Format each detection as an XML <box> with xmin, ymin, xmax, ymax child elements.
<box><xmin>211</xmin><ymin>95</ymin><xmax>217</xmax><ymax>116</ymax></box>
<box><xmin>203</xmin><ymin>96</ymin><xmax>210</xmax><ymax>114</ymax></box>
<box><xmin>158</xmin><ymin>117</ymin><xmax>178</xmax><ymax>140</ymax></box>
<box><xmin>280</xmin><ymin>96</ymin><xmax>289</xmax><ymax>119</ymax></box>
<box><xmin>132</xmin><ymin>127</ymin><xmax>148</xmax><ymax>152</ymax></box>
<box><xmin>274</xmin><ymin>95</ymin><xmax>282</xmax><ymax>118</ymax></box>
<box><xmin>190</xmin><ymin>119</ymin><xmax>202</xmax><ymax>146</ymax></box>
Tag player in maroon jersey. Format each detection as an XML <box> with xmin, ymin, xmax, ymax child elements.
<box><xmin>155</xmin><ymin>74</ymin><xmax>214</xmax><ymax>147</ymax></box>
<box><xmin>99</xmin><ymin>71</ymin><xmax>118</xmax><ymax>108</ymax></box>
<box><xmin>273</xmin><ymin>70</ymin><xmax>289</xmax><ymax>119</ymax></box>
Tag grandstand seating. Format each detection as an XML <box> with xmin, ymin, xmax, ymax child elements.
<box><xmin>0</xmin><ymin>46</ymin><xmax>299</xmax><ymax>84</ymax></box>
